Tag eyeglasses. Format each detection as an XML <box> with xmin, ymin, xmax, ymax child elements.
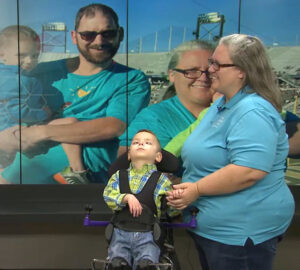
<box><xmin>208</xmin><ymin>58</ymin><xmax>236</xmax><ymax>71</ymax></box>
<box><xmin>172</xmin><ymin>68</ymin><xmax>209</xmax><ymax>79</ymax></box>
<box><xmin>77</xmin><ymin>29</ymin><xmax>119</xmax><ymax>42</ymax></box>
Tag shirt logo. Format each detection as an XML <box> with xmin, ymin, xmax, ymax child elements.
<box><xmin>77</xmin><ymin>89</ymin><xmax>91</xmax><ymax>97</ymax></box>
<box><xmin>211</xmin><ymin>116</ymin><xmax>224</xmax><ymax>128</ymax></box>
<box><xmin>69</xmin><ymin>86</ymin><xmax>96</xmax><ymax>98</ymax></box>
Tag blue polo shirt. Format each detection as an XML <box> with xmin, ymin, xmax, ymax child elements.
<box><xmin>182</xmin><ymin>89</ymin><xmax>295</xmax><ymax>245</ymax></box>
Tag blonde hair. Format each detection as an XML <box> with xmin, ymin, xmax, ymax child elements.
<box><xmin>219</xmin><ymin>34</ymin><xmax>282</xmax><ymax>112</ymax></box>
<box><xmin>0</xmin><ymin>25</ymin><xmax>40</xmax><ymax>50</ymax></box>
<box><xmin>165</xmin><ymin>40</ymin><xmax>215</xmax><ymax>99</ymax></box>
<box><xmin>168</xmin><ymin>39</ymin><xmax>215</xmax><ymax>70</ymax></box>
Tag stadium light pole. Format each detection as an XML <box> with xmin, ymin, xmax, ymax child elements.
<box><xmin>193</xmin><ymin>12</ymin><xmax>224</xmax><ymax>41</ymax></box>
<box><xmin>238</xmin><ymin>0</ymin><xmax>242</xmax><ymax>33</ymax></box>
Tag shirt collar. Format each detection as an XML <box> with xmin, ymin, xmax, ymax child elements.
<box><xmin>216</xmin><ymin>86</ymin><xmax>252</xmax><ymax>112</ymax></box>
<box><xmin>129</xmin><ymin>163</ymin><xmax>158</xmax><ymax>174</ymax></box>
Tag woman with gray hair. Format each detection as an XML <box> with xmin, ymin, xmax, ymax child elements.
<box><xmin>167</xmin><ymin>34</ymin><xmax>295</xmax><ymax>270</ymax></box>
<box><xmin>118</xmin><ymin>39</ymin><xmax>216</xmax><ymax>153</ymax></box>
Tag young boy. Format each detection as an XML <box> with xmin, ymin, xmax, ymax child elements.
<box><xmin>103</xmin><ymin>129</ymin><xmax>180</xmax><ymax>270</ymax></box>
<box><xmin>0</xmin><ymin>25</ymin><xmax>89</xmax><ymax>183</ymax></box>
<box><xmin>0</xmin><ymin>25</ymin><xmax>49</xmax><ymax>168</ymax></box>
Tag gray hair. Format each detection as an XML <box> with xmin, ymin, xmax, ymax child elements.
<box><xmin>168</xmin><ymin>39</ymin><xmax>215</xmax><ymax>70</ymax></box>
<box><xmin>219</xmin><ymin>34</ymin><xmax>282</xmax><ymax>112</ymax></box>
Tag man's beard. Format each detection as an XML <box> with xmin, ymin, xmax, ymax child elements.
<box><xmin>77</xmin><ymin>43</ymin><xmax>120</xmax><ymax>65</ymax></box>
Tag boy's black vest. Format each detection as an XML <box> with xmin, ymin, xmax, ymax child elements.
<box><xmin>111</xmin><ymin>169</ymin><xmax>162</xmax><ymax>232</ymax></box>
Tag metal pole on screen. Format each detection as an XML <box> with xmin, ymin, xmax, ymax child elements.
<box><xmin>238</xmin><ymin>0</ymin><xmax>242</xmax><ymax>33</ymax></box>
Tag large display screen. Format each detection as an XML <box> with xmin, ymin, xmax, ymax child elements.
<box><xmin>0</xmin><ymin>0</ymin><xmax>298</xmax><ymax>184</ymax></box>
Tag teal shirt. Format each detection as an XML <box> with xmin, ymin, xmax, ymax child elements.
<box><xmin>2</xmin><ymin>59</ymin><xmax>150</xmax><ymax>184</ymax></box>
<box><xmin>182</xmin><ymin>90</ymin><xmax>295</xmax><ymax>245</ymax></box>
<box><xmin>120</xmin><ymin>95</ymin><xmax>196</xmax><ymax>148</ymax></box>
<box><xmin>164</xmin><ymin>107</ymin><xmax>209</xmax><ymax>157</ymax></box>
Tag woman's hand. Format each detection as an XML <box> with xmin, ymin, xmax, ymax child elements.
<box><xmin>166</xmin><ymin>182</ymin><xmax>200</xmax><ymax>210</ymax></box>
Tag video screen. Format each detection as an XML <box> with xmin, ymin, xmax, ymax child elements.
<box><xmin>0</xmin><ymin>0</ymin><xmax>298</xmax><ymax>184</ymax></box>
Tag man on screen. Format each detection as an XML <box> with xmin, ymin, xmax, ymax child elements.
<box><xmin>0</xmin><ymin>3</ymin><xmax>150</xmax><ymax>184</ymax></box>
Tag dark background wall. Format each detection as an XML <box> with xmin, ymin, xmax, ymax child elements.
<box><xmin>0</xmin><ymin>185</ymin><xmax>299</xmax><ymax>270</ymax></box>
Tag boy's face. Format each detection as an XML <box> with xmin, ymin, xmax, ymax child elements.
<box><xmin>129</xmin><ymin>131</ymin><xmax>162</xmax><ymax>164</ymax></box>
<box><xmin>1</xmin><ymin>37</ymin><xmax>39</xmax><ymax>71</ymax></box>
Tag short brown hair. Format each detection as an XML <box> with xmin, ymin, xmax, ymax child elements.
<box><xmin>74</xmin><ymin>3</ymin><xmax>119</xmax><ymax>30</ymax></box>
<box><xmin>168</xmin><ymin>39</ymin><xmax>215</xmax><ymax>70</ymax></box>
<box><xmin>134</xmin><ymin>129</ymin><xmax>161</xmax><ymax>150</ymax></box>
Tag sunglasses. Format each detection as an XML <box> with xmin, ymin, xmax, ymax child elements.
<box><xmin>77</xmin><ymin>29</ymin><xmax>119</xmax><ymax>42</ymax></box>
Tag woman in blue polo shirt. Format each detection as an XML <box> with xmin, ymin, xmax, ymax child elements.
<box><xmin>167</xmin><ymin>34</ymin><xmax>295</xmax><ymax>270</ymax></box>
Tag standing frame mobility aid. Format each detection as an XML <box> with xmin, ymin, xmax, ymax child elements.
<box><xmin>83</xmin><ymin>150</ymin><xmax>199</xmax><ymax>270</ymax></box>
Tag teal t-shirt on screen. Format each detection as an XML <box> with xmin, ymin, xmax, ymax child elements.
<box><xmin>2</xmin><ymin>59</ymin><xmax>150</xmax><ymax>184</ymax></box>
<box><xmin>119</xmin><ymin>95</ymin><xmax>196</xmax><ymax>148</ymax></box>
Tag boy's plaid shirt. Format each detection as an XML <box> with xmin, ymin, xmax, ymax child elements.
<box><xmin>103</xmin><ymin>163</ymin><xmax>180</xmax><ymax>218</ymax></box>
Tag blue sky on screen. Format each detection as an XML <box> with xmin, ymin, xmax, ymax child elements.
<box><xmin>1</xmin><ymin>0</ymin><xmax>300</xmax><ymax>53</ymax></box>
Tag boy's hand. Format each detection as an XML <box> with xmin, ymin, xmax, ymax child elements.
<box><xmin>172</xmin><ymin>188</ymin><xmax>184</xmax><ymax>198</ymax></box>
<box><xmin>167</xmin><ymin>188</ymin><xmax>184</xmax><ymax>200</ymax></box>
<box><xmin>0</xmin><ymin>125</ymin><xmax>20</xmax><ymax>154</ymax></box>
<box><xmin>167</xmin><ymin>182</ymin><xmax>199</xmax><ymax>210</ymax></box>
<box><xmin>123</xmin><ymin>194</ymin><xmax>143</xmax><ymax>217</ymax></box>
